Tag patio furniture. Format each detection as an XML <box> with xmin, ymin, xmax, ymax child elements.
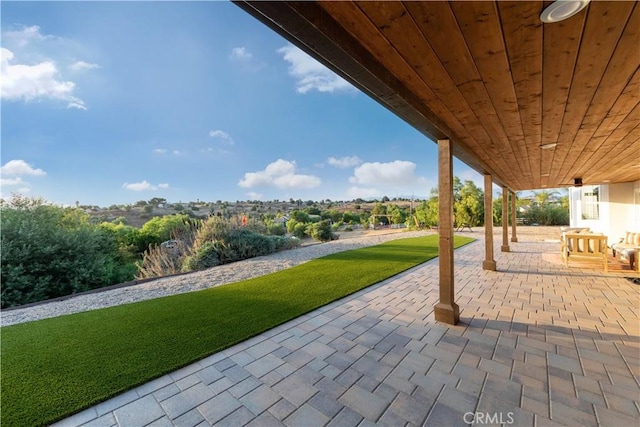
<box><xmin>561</xmin><ymin>232</ymin><xmax>608</xmax><ymax>272</ymax></box>
<box><xmin>611</xmin><ymin>232</ymin><xmax>640</xmax><ymax>271</ymax></box>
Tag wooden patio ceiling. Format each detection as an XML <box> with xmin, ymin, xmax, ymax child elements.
<box><xmin>235</xmin><ymin>1</ymin><xmax>640</xmax><ymax>191</ymax></box>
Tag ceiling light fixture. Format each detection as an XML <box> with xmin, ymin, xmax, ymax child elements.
<box><xmin>540</xmin><ymin>143</ymin><xmax>558</xmax><ymax>150</ymax></box>
<box><xmin>540</xmin><ymin>0</ymin><xmax>590</xmax><ymax>23</ymax></box>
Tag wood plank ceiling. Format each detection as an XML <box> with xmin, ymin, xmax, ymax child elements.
<box><xmin>236</xmin><ymin>1</ymin><xmax>640</xmax><ymax>191</ymax></box>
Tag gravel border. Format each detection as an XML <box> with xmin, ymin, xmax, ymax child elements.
<box><xmin>1</xmin><ymin>230</ymin><xmax>433</xmax><ymax>326</ymax></box>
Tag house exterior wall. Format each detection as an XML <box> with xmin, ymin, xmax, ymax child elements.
<box><xmin>569</xmin><ymin>181</ymin><xmax>640</xmax><ymax>244</ymax></box>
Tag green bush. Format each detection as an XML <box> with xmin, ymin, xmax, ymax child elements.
<box><xmin>292</xmin><ymin>222</ymin><xmax>308</xmax><ymax>239</ymax></box>
<box><xmin>524</xmin><ymin>205</ymin><xmax>569</xmax><ymax>225</ymax></box>
<box><xmin>182</xmin><ymin>242</ymin><xmax>220</xmax><ymax>271</ymax></box>
<box><xmin>307</xmin><ymin>220</ymin><xmax>337</xmax><ymax>242</ymax></box>
<box><xmin>225</xmin><ymin>229</ymin><xmax>276</xmax><ymax>260</ymax></box>
<box><xmin>266</xmin><ymin>223</ymin><xmax>286</xmax><ymax>236</ymax></box>
<box><xmin>1</xmin><ymin>197</ymin><xmax>130</xmax><ymax>308</ymax></box>
<box><xmin>270</xmin><ymin>235</ymin><xmax>301</xmax><ymax>251</ymax></box>
<box><xmin>180</xmin><ymin>216</ymin><xmax>301</xmax><ymax>272</ymax></box>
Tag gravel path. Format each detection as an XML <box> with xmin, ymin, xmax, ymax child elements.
<box><xmin>1</xmin><ymin>230</ymin><xmax>433</xmax><ymax>326</ymax></box>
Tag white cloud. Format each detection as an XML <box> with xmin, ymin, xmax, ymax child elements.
<box><xmin>0</xmin><ymin>177</ymin><xmax>25</xmax><ymax>186</ymax></box>
<box><xmin>69</xmin><ymin>61</ymin><xmax>100</xmax><ymax>72</ymax></box>
<box><xmin>1</xmin><ymin>159</ymin><xmax>45</xmax><ymax>194</ymax></box>
<box><xmin>277</xmin><ymin>44</ymin><xmax>353</xmax><ymax>94</ymax></box>
<box><xmin>1</xmin><ymin>159</ymin><xmax>46</xmax><ymax>176</ymax></box>
<box><xmin>1</xmin><ymin>47</ymin><xmax>86</xmax><ymax>109</ymax></box>
<box><xmin>67</xmin><ymin>99</ymin><xmax>87</xmax><ymax>110</ymax></box>
<box><xmin>457</xmin><ymin>168</ymin><xmax>485</xmax><ymax>190</ymax></box>
<box><xmin>349</xmin><ymin>161</ymin><xmax>427</xmax><ymax>187</ymax></box>
<box><xmin>173</xmin><ymin>150</ymin><xmax>181</xmax><ymax>155</ymax></box>
<box><xmin>153</xmin><ymin>148</ymin><xmax>168</xmax><ymax>154</ymax></box>
<box><xmin>246</xmin><ymin>191</ymin><xmax>263</xmax><ymax>200</ymax></box>
<box><xmin>3</xmin><ymin>25</ymin><xmax>48</xmax><ymax>47</ymax></box>
<box><xmin>238</xmin><ymin>159</ymin><xmax>321</xmax><ymax>190</ymax></box>
<box><xmin>122</xmin><ymin>180</ymin><xmax>169</xmax><ymax>191</ymax></box>
<box><xmin>230</xmin><ymin>47</ymin><xmax>252</xmax><ymax>61</ymax></box>
<box><xmin>209</xmin><ymin>129</ymin><xmax>234</xmax><ymax>146</ymax></box>
<box><xmin>328</xmin><ymin>156</ymin><xmax>362</xmax><ymax>168</ymax></box>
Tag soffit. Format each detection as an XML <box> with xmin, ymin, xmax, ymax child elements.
<box><xmin>236</xmin><ymin>1</ymin><xmax>640</xmax><ymax>191</ymax></box>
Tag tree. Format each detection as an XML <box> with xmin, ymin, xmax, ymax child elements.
<box><xmin>148</xmin><ymin>197</ymin><xmax>167</xmax><ymax>207</ymax></box>
<box><xmin>371</xmin><ymin>202</ymin><xmax>389</xmax><ymax>225</ymax></box>
<box><xmin>413</xmin><ymin>197</ymin><xmax>438</xmax><ymax>228</ymax></box>
<box><xmin>388</xmin><ymin>204</ymin><xmax>406</xmax><ymax>225</ymax></box>
<box><xmin>454</xmin><ymin>180</ymin><xmax>484</xmax><ymax>227</ymax></box>
<box><xmin>289</xmin><ymin>210</ymin><xmax>310</xmax><ymax>223</ymax></box>
<box><xmin>140</xmin><ymin>214</ymin><xmax>195</xmax><ymax>246</ymax></box>
<box><xmin>533</xmin><ymin>190</ymin><xmax>560</xmax><ymax>207</ymax></box>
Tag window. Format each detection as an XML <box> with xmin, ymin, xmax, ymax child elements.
<box><xmin>581</xmin><ymin>185</ymin><xmax>599</xmax><ymax>220</ymax></box>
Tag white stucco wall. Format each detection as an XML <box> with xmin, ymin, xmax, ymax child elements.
<box><xmin>569</xmin><ymin>181</ymin><xmax>640</xmax><ymax>243</ymax></box>
<box><xmin>608</xmin><ymin>182</ymin><xmax>636</xmax><ymax>240</ymax></box>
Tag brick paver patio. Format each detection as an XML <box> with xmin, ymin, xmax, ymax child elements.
<box><xmin>54</xmin><ymin>233</ymin><xmax>640</xmax><ymax>427</ymax></box>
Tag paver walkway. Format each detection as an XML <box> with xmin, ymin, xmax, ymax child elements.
<box><xmin>55</xmin><ymin>234</ymin><xmax>639</xmax><ymax>427</ymax></box>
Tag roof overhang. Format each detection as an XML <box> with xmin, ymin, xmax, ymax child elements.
<box><xmin>235</xmin><ymin>1</ymin><xmax>640</xmax><ymax>191</ymax></box>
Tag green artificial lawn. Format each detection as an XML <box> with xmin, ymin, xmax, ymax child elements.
<box><xmin>1</xmin><ymin>234</ymin><xmax>474</xmax><ymax>426</ymax></box>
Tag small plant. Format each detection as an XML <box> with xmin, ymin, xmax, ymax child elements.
<box><xmin>136</xmin><ymin>243</ymin><xmax>183</xmax><ymax>279</ymax></box>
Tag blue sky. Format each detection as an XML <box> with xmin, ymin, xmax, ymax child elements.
<box><xmin>1</xmin><ymin>1</ymin><xmax>485</xmax><ymax>207</ymax></box>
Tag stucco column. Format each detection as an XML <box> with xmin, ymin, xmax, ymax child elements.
<box><xmin>483</xmin><ymin>174</ymin><xmax>497</xmax><ymax>270</ymax></box>
<box><xmin>501</xmin><ymin>188</ymin><xmax>510</xmax><ymax>252</ymax></box>
<box><xmin>511</xmin><ymin>191</ymin><xmax>518</xmax><ymax>242</ymax></box>
<box><xmin>434</xmin><ymin>139</ymin><xmax>459</xmax><ymax>325</ymax></box>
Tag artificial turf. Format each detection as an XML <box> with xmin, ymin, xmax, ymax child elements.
<box><xmin>1</xmin><ymin>234</ymin><xmax>474</xmax><ymax>426</ymax></box>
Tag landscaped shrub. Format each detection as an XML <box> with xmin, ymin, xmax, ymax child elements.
<box><xmin>136</xmin><ymin>243</ymin><xmax>184</xmax><ymax>279</ymax></box>
<box><xmin>524</xmin><ymin>205</ymin><xmax>569</xmax><ymax>225</ymax></box>
<box><xmin>270</xmin><ymin>235</ymin><xmax>301</xmax><ymax>251</ymax></box>
<box><xmin>1</xmin><ymin>196</ymin><xmax>130</xmax><ymax>308</ymax></box>
<box><xmin>266</xmin><ymin>223</ymin><xmax>286</xmax><ymax>236</ymax></box>
<box><xmin>177</xmin><ymin>215</ymin><xmax>302</xmax><ymax>273</ymax></box>
<box><xmin>292</xmin><ymin>222</ymin><xmax>308</xmax><ymax>239</ymax></box>
<box><xmin>307</xmin><ymin>220</ymin><xmax>337</xmax><ymax>242</ymax></box>
<box><xmin>182</xmin><ymin>241</ymin><xmax>220</xmax><ymax>271</ymax></box>
<box><xmin>193</xmin><ymin>215</ymin><xmax>231</xmax><ymax>246</ymax></box>
<box><xmin>225</xmin><ymin>229</ymin><xmax>276</xmax><ymax>260</ymax></box>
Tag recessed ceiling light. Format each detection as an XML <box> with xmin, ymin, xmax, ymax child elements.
<box><xmin>540</xmin><ymin>143</ymin><xmax>558</xmax><ymax>150</ymax></box>
<box><xmin>540</xmin><ymin>0</ymin><xmax>590</xmax><ymax>23</ymax></box>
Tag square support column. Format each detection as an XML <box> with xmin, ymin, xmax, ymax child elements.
<box><xmin>434</xmin><ymin>139</ymin><xmax>459</xmax><ymax>325</ymax></box>
<box><xmin>501</xmin><ymin>187</ymin><xmax>510</xmax><ymax>252</ymax></box>
<box><xmin>483</xmin><ymin>174</ymin><xmax>497</xmax><ymax>270</ymax></box>
<box><xmin>511</xmin><ymin>191</ymin><xmax>518</xmax><ymax>242</ymax></box>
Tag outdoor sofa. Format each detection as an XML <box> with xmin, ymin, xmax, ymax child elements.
<box><xmin>611</xmin><ymin>231</ymin><xmax>640</xmax><ymax>271</ymax></box>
